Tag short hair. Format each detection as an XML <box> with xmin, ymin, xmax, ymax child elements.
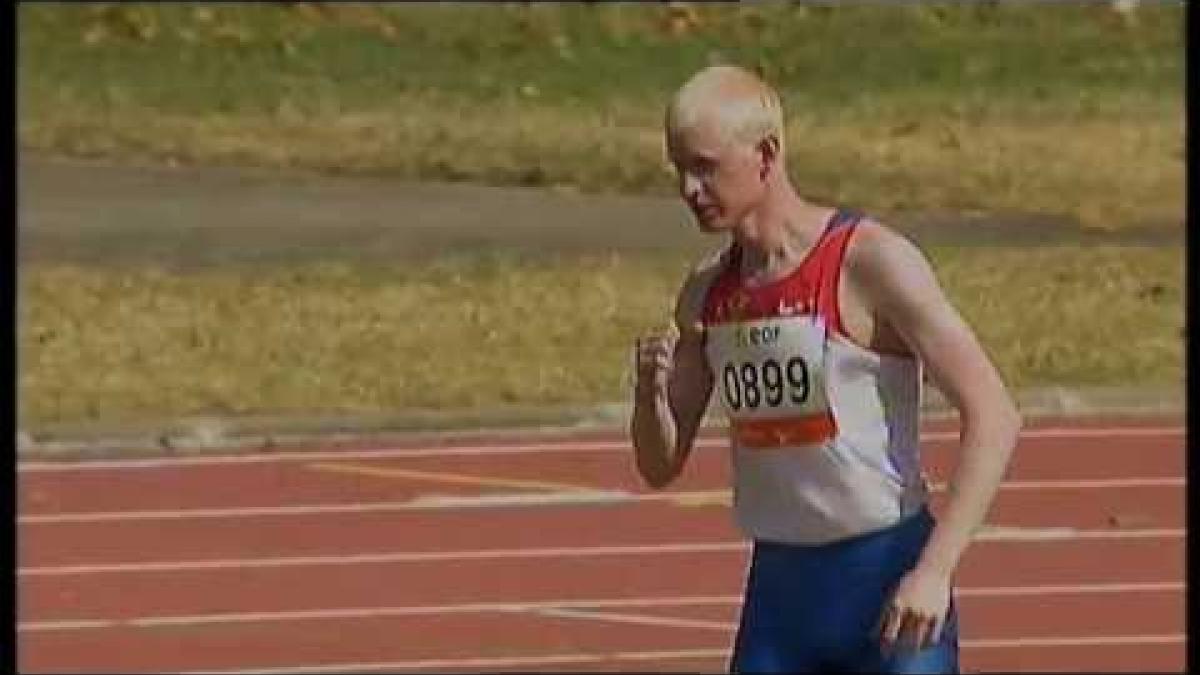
<box><xmin>666</xmin><ymin>65</ymin><xmax>785</xmax><ymax>151</ymax></box>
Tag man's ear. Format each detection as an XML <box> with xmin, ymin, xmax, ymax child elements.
<box><xmin>757</xmin><ymin>134</ymin><xmax>780</xmax><ymax>179</ymax></box>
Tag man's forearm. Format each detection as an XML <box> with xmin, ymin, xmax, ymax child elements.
<box><xmin>916</xmin><ymin>405</ymin><xmax>1021</xmax><ymax>576</ymax></box>
<box><xmin>631</xmin><ymin>384</ymin><xmax>680</xmax><ymax>488</ymax></box>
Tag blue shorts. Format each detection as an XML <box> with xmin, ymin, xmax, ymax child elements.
<box><xmin>729</xmin><ymin>508</ymin><xmax>959</xmax><ymax>674</ymax></box>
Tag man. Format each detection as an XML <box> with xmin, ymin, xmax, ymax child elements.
<box><xmin>630</xmin><ymin>65</ymin><xmax>1022</xmax><ymax>673</ymax></box>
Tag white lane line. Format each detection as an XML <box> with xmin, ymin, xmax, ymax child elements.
<box><xmin>17</xmin><ymin>582</ymin><xmax>1183</xmax><ymax>633</ymax></box>
<box><xmin>174</xmin><ymin>635</ymin><xmax>1187</xmax><ymax>674</ymax></box>
<box><xmin>975</xmin><ymin>526</ymin><xmax>1185</xmax><ymax>541</ymax></box>
<box><xmin>19</xmin><ymin>595</ymin><xmax>742</xmax><ymax>633</ymax></box>
<box><xmin>962</xmin><ymin>634</ymin><xmax>1185</xmax><ymax>648</ymax></box>
<box><xmin>179</xmin><ymin>648</ymin><xmax>733</xmax><ymax>675</ymax></box>
<box><xmin>18</xmin><ymin>476</ymin><xmax>1185</xmax><ymax>524</ymax></box>
<box><xmin>17</xmin><ymin>527</ymin><xmax>1184</xmax><ymax>578</ymax></box>
<box><xmin>957</xmin><ymin>581</ymin><xmax>1184</xmax><ymax>597</ymax></box>
<box><xmin>532</xmin><ymin>607</ymin><xmax>735</xmax><ymax>632</ymax></box>
<box><xmin>23</xmin><ymin>619</ymin><xmax>114</xmax><ymax>631</ymax></box>
<box><xmin>19</xmin><ymin>500</ymin><xmax>446</xmax><ymax>524</ymax></box>
<box><xmin>18</xmin><ymin>438</ymin><xmax>715</xmax><ymax>472</ymax></box>
<box><xmin>18</xmin><ymin>425</ymin><xmax>1184</xmax><ymax>472</ymax></box>
<box><xmin>17</xmin><ymin>541</ymin><xmax>749</xmax><ymax>577</ymax></box>
<box><xmin>984</xmin><ymin>477</ymin><xmax>1185</xmax><ymax>491</ymax></box>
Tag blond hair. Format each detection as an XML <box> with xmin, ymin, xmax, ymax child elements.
<box><xmin>666</xmin><ymin>65</ymin><xmax>784</xmax><ymax>151</ymax></box>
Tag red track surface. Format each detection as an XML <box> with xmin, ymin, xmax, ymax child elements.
<box><xmin>17</xmin><ymin>417</ymin><xmax>1185</xmax><ymax>673</ymax></box>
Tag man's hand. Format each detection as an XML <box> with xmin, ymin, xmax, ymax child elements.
<box><xmin>879</xmin><ymin>565</ymin><xmax>953</xmax><ymax>652</ymax></box>
<box><xmin>629</xmin><ymin>263</ymin><xmax>716</xmax><ymax>490</ymax></box>
<box><xmin>634</xmin><ymin>325</ymin><xmax>679</xmax><ymax>396</ymax></box>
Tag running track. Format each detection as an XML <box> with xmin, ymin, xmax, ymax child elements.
<box><xmin>18</xmin><ymin>416</ymin><xmax>1185</xmax><ymax>673</ymax></box>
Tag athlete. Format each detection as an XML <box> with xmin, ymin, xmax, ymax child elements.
<box><xmin>630</xmin><ymin>65</ymin><xmax>1022</xmax><ymax>673</ymax></box>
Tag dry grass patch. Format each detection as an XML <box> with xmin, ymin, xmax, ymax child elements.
<box><xmin>20</xmin><ymin>97</ymin><xmax>1183</xmax><ymax>230</ymax></box>
<box><xmin>931</xmin><ymin>246</ymin><xmax>1184</xmax><ymax>387</ymax></box>
<box><xmin>18</xmin><ymin>246</ymin><xmax>1183</xmax><ymax>428</ymax></box>
<box><xmin>791</xmin><ymin>112</ymin><xmax>1183</xmax><ymax>229</ymax></box>
<box><xmin>17</xmin><ymin>256</ymin><xmax>682</xmax><ymax>426</ymax></box>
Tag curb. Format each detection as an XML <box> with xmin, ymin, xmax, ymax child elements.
<box><xmin>16</xmin><ymin>385</ymin><xmax>1183</xmax><ymax>461</ymax></box>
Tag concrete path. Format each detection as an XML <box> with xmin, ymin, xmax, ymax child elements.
<box><xmin>18</xmin><ymin>153</ymin><xmax>1179</xmax><ymax>269</ymax></box>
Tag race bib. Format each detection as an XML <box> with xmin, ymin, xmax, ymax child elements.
<box><xmin>706</xmin><ymin>314</ymin><xmax>837</xmax><ymax>449</ymax></box>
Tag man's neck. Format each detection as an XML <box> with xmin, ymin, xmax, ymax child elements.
<box><xmin>732</xmin><ymin>184</ymin><xmax>833</xmax><ymax>284</ymax></box>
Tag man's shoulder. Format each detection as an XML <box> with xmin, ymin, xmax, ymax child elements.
<box><xmin>674</xmin><ymin>242</ymin><xmax>731</xmax><ymax>329</ymax></box>
<box><xmin>844</xmin><ymin>216</ymin><xmax>931</xmax><ymax>277</ymax></box>
<box><xmin>843</xmin><ymin>215</ymin><xmax>950</xmax><ymax>319</ymax></box>
<box><xmin>695</xmin><ymin>240</ymin><xmax>734</xmax><ymax>273</ymax></box>
<box><xmin>682</xmin><ymin>242</ymin><xmax>732</xmax><ymax>292</ymax></box>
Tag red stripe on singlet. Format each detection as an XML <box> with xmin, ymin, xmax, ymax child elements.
<box><xmin>732</xmin><ymin>411</ymin><xmax>838</xmax><ymax>448</ymax></box>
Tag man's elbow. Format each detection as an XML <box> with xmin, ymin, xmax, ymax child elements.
<box><xmin>999</xmin><ymin>396</ymin><xmax>1023</xmax><ymax>447</ymax></box>
<box><xmin>962</xmin><ymin>393</ymin><xmax>1022</xmax><ymax>449</ymax></box>
<box><xmin>1006</xmin><ymin>395</ymin><xmax>1023</xmax><ymax>430</ymax></box>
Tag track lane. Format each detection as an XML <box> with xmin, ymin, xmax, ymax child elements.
<box><xmin>20</xmin><ymin>537</ymin><xmax>1183</xmax><ymax>622</ymax></box>
<box><xmin>18</xmin><ymin>425</ymin><xmax>1183</xmax><ymax>515</ymax></box>
<box><xmin>16</xmin><ymin>420</ymin><xmax>1186</xmax><ymax>673</ymax></box>
<box><xmin>18</xmin><ymin>483</ymin><xmax>1183</xmax><ymax>568</ymax></box>
<box><xmin>17</xmin><ymin>590</ymin><xmax>1183</xmax><ymax>673</ymax></box>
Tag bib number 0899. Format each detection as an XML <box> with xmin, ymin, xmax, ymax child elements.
<box><xmin>721</xmin><ymin>357</ymin><xmax>810</xmax><ymax>411</ymax></box>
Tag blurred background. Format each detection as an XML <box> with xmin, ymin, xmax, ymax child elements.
<box><xmin>16</xmin><ymin>1</ymin><xmax>1184</xmax><ymax>441</ymax></box>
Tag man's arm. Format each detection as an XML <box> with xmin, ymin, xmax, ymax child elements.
<box><xmin>850</xmin><ymin>224</ymin><xmax>1022</xmax><ymax>649</ymax></box>
<box><xmin>630</xmin><ymin>268</ymin><xmax>716</xmax><ymax>489</ymax></box>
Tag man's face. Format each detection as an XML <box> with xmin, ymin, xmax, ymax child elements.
<box><xmin>666</xmin><ymin>118</ymin><xmax>767</xmax><ymax>233</ymax></box>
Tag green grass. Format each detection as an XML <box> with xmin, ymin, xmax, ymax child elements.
<box><xmin>18</xmin><ymin>4</ymin><xmax>1183</xmax><ymax>113</ymax></box>
<box><xmin>16</xmin><ymin>4</ymin><xmax>1185</xmax><ymax>429</ymax></box>
<box><xmin>18</xmin><ymin>3</ymin><xmax>1185</xmax><ymax>229</ymax></box>
<box><xmin>18</xmin><ymin>247</ymin><xmax>1184</xmax><ymax>428</ymax></box>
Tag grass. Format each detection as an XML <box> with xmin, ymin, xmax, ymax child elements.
<box><xmin>17</xmin><ymin>3</ymin><xmax>1185</xmax><ymax>229</ymax></box>
<box><xmin>16</xmin><ymin>4</ymin><xmax>1186</xmax><ymax>429</ymax></box>
<box><xmin>17</xmin><ymin>247</ymin><xmax>1184</xmax><ymax>429</ymax></box>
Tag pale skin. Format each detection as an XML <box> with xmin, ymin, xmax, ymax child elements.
<box><xmin>631</xmin><ymin>69</ymin><xmax>1022</xmax><ymax>654</ymax></box>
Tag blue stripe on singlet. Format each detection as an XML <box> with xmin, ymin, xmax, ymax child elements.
<box><xmin>828</xmin><ymin>208</ymin><xmax>863</xmax><ymax>231</ymax></box>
